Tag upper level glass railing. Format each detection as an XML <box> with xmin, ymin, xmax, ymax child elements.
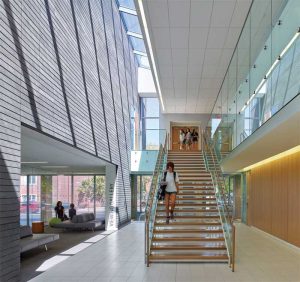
<box><xmin>206</xmin><ymin>0</ymin><xmax>300</xmax><ymax>160</ymax></box>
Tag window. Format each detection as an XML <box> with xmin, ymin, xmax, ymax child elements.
<box><xmin>20</xmin><ymin>175</ymin><xmax>106</xmax><ymax>226</ymax></box>
<box><xmin>20</xmin><ymin>176</ymin><xmax>41</xmax><ymax>226</ymax></box>
<box><xmin>29</xmin><ymin>176</ymin><xmax>36</xmax><ymax>185</ymax></box>
<box><xmin>140</xmin><ymin>98</ymin><xmax>161</xmax><ymax>150</ymax></box>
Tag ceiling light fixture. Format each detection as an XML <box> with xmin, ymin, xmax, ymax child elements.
<box><xmin>137</xmin><ymin>0</ymin><xmax>165</xmax><ymax>111</ymax></box>
<box><xmin>240</xmin><ymin>28</ymin><xmax>300</xmax><ymax>113</ymax></box>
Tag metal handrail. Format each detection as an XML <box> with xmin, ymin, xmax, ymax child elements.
<box><xmin>145</xmin><ymin>134</ymin><xmax>168</xmax><ymax>266</ymax></box>
<box><xmin>203</xmin><ymin>133</ymin><xmax>235</xmax><ymax>272</ymax></box>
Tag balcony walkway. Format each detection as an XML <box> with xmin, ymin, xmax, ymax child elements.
<box><xmin>30</xmin><ymin>222</ymin><xmax>300</xmax><ymax>282</ymax></box>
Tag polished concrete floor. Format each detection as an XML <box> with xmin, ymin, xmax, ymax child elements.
<box><xmin>30</xmin><ymin>222</ymin><xmax>300</xmax><ymax>282</ymax></box>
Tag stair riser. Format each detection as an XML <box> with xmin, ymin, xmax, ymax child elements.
<box><xmin>151</xmin><ymin>251</ymin><xmax>227</xmax><ymax>255</ymax></box>
<box><xmin>157</xmin><ymin>205</ymin><xmax>218</xmax><ymax>214</ymax></box>
<box><xmin>157</xmin><ymin>211</ymin><xmax>219</xmax><ymax>217</ymax></box>
<box><xmin>153</xmin><ymin>233</ymin><xmax>224</xmax><ymax>240</ymax></box>
<box><xmin>155</xmin><ymin>220</ymin><xmax>220</xmax><ymax>224</ymax></box>
<box><xmin>152</xmin><ymin>241</ymin><xmax>225</xmax><ymax>246</ymax></box>
<box><xmin>154</xmin><ymin>225</ymin><xmax>222</xmax><ymax>229</ymax></box>
<box><xmin>153</xmin><ymin>230</ymin><xmax>223</xmax><ymax>234</ymax></box>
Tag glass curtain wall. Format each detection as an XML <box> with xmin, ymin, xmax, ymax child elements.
<box><xmin>20</xmin><ymin>175</ymin><xmax>105</xmax><ymax>226</ymax></box>
<box><xmin>140</xmin><ymin>97</ymin><xmax>165</xmax><ymax>150</ymax></box>
<box><xmin>131</xmin><ymin>175</ymin><xmax>152</xmax><ymax>220</ymax></box>
<box><xmin>20</xmin><ymin>176</ymin><xmax>41</xmax><ymax>226</ymax></box>
<box><xmin>206</xmin><ymin>0</ymin><xmax>300</xmax><ymax>157</ymax></box>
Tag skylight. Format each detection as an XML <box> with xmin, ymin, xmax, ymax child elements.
<box><xmin>116</xmin><ymin>0</ymin><xmax>150</xmax><ymax>69</ymax></box>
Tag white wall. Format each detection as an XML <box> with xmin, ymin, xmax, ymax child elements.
<box><xmin>160</xmin><ymin>113</ymin><xmax>211</xmax><ymax>133</ymax></box>
<box><xmin>160</xmin><ymin>113</ymin><xmax>211</xmax><ymax>149</ymax></box>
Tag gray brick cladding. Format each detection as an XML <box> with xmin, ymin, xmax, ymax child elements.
<box><xmin>0</xmin><ymin>0</ymin><xmax>138</xmax><ymax>280</ymax></box>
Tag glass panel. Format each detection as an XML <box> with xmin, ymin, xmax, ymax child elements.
<box><xmin>141</xmin><ymin>176</ymin><xmax>152</xmax><ymax>213</ymax></box>
<box><xmin>118</xmin><ymin>0</ymin><xmax>135</xmax><ymax>10</ymax></box>
<box><xmin>95</xmin><ymin>176</ymin><xmax>106</xmax><ymax>221</ymax></box>
<box><xmin>272</xmin><ymin>46</ymin><xmax>293</xmax><ymax>112</ymax></box>
<box><xmin>141</xmin><ymin>98</ymin><xmax>160</xmax><ymax>118</ymax></box>
<box><xmin>52</xmin><ymin>176</ymin><xmax>72</xmax><ymax>218</ymax></box>
<box><xmin>145</xmin><ymin>130</ymin><xmax>160</xmax><ymax>150</ymax></box>
<box><xmin>29</xmin><ymin>176</ymin><xmax>41</xmax><ymax>225</ymax></box>
<box><xmin>285</xmin><ymin>38</ymin><xmax>300</xmax><ymax>103</ymax></box>
<box><xmin>130</xmin><ymin>37</ymin><xmax>146</xmax><ymax>52</ymax></box>
<box><xmin>136</xmin><ymin>55</ymin><xmax>150</xmax><ymax>68</ymax></box>
<box><xmin>145</xmin><ymin>118</ymin><xmax>159</xmax><ymax>130</ymax></box>
<box><xmin>73</xmin><ymin>176</ymin><xmax>95</xmax><ymax>215</ymax></box>
<box><xmin>121</xmin><ymin>12</ymin><xmax>141</xmax><ymax>34</ymax></box>
<box><xmin>20</xmin><ymin>176</ymin><xmax>28</xmax><ymax>226</ymax></box>
<box><xmin>20</xmin><ymin>176</ymin><xmax>42</xmax><ymax>226</ymax></box>
<box><xmin>137</xmin><ymin>176</ymin><xmax>141</xmax><ymax>213</ymax></box>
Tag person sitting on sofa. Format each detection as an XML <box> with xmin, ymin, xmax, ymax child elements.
<box><xmin>55</xmin><ymin>201</ymin><xmax>68</xmax><ymax>221</ymax></box>
<box><xmin>68</xmin><ymin>203</ymin><xmax>76</xmax><ymax>220</ymax></box>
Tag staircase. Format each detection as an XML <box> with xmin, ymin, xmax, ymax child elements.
<box><xmin>149</xmin><ymin>150</ymin><xmax>228</xmax><ymax>262</ymax></box>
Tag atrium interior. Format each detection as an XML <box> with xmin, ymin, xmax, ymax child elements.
<box><xmin>0</xmin><ymin>0</ymin><xmax>300</xmax><ymax>281</ymax></box>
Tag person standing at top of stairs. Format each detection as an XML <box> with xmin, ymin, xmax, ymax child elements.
<box><xmin>164</xmin><ymin>162</ymin><xmax>180</xmax><ymax>224</ymax></box>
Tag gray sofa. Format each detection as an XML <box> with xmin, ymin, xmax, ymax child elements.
<box><xmin>20</xmin><ymin>225</ymin><xmax>59</xmax><ymax>253</ymax></box>
<box><xmin>52</xmin><ymin>213</ymin><xmax>105</xmax><ymax>231</ymax></box>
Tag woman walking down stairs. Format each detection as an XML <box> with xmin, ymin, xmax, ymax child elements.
<box><xmin>149</xmin><ymin>150</ymin><xmax>228</xmax><ymax>262</ymax></box>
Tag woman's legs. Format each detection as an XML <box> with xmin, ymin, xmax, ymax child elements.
<box><xmin>165</xmin><ymin>193</ymin><xmax>170</xmax><ymax>222</ymax></box>
<box><xmin>169</xmin><ymin>193</ymin><xmax>176</xmax><ymax>218</ymax></box>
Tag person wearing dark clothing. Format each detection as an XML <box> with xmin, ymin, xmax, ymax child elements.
<box><xmin>69</xmin><ymin>203</ymin><xmax>76</xmax><ymax>220</ymax></box>
<box><xmin>55</xmin><ymin>201</ymin><xmax>65</xmax><ymax>221</ymax></box>
<box><xmin>192</xmin><ymin>129</ymin><xmax>199</xmax><ymax>149</ymax></box>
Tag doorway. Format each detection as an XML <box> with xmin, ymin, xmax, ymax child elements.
<box><xmin>171</xmin><ymin>126</ymin><xmax>200</xmax><ymax>151</ymax></box>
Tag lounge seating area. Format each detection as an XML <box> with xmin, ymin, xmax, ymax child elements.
<box><xmin>51</xmin><ymin>213</ymin><xmax>105</xmax><ymax>231</ymax></box>
<box><xmin>20</xmin><ymin>226</ymin><xmax>59</xmax><ymax>254</ymax></box>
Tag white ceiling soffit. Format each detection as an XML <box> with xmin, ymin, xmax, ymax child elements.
<box><xmin>21</xmin><ymin>126</ymin><xmax>108</xmax><ymax>175</ymax></box>
<box><xmin>141</xmin><ymin>0</ymin><xmax>252</xmax><ymax>114</ymax></box>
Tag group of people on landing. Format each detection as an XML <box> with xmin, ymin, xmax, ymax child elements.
<box><xmin>179</xmin><ymin>128</ymin><xmax>198</xmax><ymax>150</ymax></box>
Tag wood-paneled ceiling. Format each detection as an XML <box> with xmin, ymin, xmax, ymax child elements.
<box><xmin>143</xmin><ymin>0</ymin><xmax>252</xmax><ymax>113</ymax></box>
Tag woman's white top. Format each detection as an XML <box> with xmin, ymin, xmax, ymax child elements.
<box><xmin>179</xmin><ymin>133</ymin><xmax>185</xmax><ymax>142</ymax></box>
<box><xmin>165</xmin><ymin>171</ymin><xmax>180</xmax><ymax>193</ymax></box>
<box><xmin>186</xmin><ymin>132</ymin><xmax>192</xmax><ymax>140</ymax></box>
